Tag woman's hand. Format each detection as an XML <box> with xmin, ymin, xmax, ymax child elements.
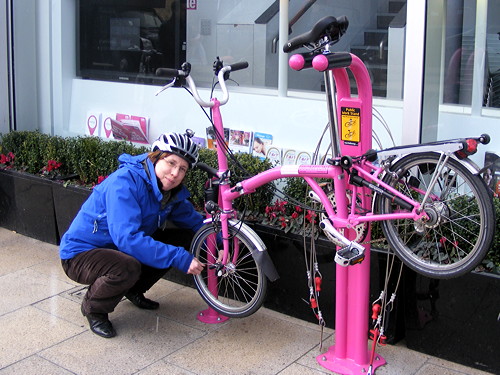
<box><xmin>187</xmin><ymin>257</ymin><xmax>205</xmax><ymax>275</ymax></box>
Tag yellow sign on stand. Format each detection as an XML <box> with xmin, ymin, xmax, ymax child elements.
<box><xmin>341</xmin><ymin>107</ymin><xmax>360</xmax><ymax>144</ymax></box>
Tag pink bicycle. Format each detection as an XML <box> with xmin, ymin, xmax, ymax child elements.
<box><xmin>156</xmin><ymin>16</ymin><xmax>495</xmax><ymax>319</ymax></box>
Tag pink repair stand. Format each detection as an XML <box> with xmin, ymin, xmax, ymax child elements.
<box><xmin>316</xmin><ymin>54</ymin><xmax>386</xmax><ymax>374</ymax></box>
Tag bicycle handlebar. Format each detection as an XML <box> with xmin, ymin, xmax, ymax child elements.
<box><xmin>196</xmin><ymin>162</ymin><xmax>219</xmax><ymax>178</ymax></box>
<box><xmin>155</xmin><ymin>61</ymin><xmax>249</xmax><ymax>107</ymax></box>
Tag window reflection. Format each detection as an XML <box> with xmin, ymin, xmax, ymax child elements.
<box><xmin>442</xmin><ymin>1</ymin><xmax>476</xmax><ymax>106</ymax></box>
<box><xmin>484</xmin><ymin>0</ymin><xmax>500</xmax><ymax>108</ymax></box>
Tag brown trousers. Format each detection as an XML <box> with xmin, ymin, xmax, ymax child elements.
<box><xmin>62</xmin><ymin>248</ymin><xmax>169</xmax><ymax>315</ymax></box>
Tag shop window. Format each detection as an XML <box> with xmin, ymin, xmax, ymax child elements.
<box><xmin>78</xmin><ymin>0</ymin><xmax>186</xmax><ymax>85</ymax></box>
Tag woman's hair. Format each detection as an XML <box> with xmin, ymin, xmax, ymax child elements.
<box><xmin>148</xmin><ymin>150</ymin><xmax>170</xmax><ymax>165</ymax></box>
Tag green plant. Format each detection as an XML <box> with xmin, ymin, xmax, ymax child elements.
<box><xmin>183</xmin><ymin>148</ymin><xmax>218</xmax><ymax>211</ymax></box>
<box><xmin>183</xmin><ymin>148</ymin><xmax>275</xmax><ymax>213</ymax></box>
<box><xmin>0</xmin><ymin>131</ymin><xmax>148</xmax><ymax>185</ymax></box>
<box><xmin>64</xmin><ymin>136</ymin><xmax>148</xmax><ymax>185</ymax></box>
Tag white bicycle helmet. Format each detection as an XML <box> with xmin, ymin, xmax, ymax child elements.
<box><xmin>151</xmin><ymin>130</ymin><xmax>199</xmax><ymax>168</ymax></box>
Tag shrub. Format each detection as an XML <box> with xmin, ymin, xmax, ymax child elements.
<box><xmin>0</xmin><ymin>131</ymin><xmax>274</xmax><ymax>213</ymax></box>
<box><xmin>0</xmin><ymin>131</ymin><xmax>148</xmax><ymax>185</ymax></box>
<box><xmin>183</xmin><ymin>148</ymin><xmax>274</xmax><ymax>213</ymax></box>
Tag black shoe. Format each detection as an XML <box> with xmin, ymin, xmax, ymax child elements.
<box><xmin>125</xmin><ymin>292</ymin><xmax>160</xmax><ymax>310</ymax></box>
<box><xmin>81</xmin><ymin>305</ymin><xmax>116</xmax><ymax>338</ymax></box>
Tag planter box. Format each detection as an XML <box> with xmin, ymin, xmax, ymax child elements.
<box><xmin>403</xmin><ymin>270</ymin><xmax>500</xmax><ymax>373</ymax></box>
<box><xmin>0</xmin><ymin>169</ymin><xmax>17</xmax><ymax>232</ymax></box>
<box><xmin>0</xmin><ymin>169</ymin><xmax>93</xmax><ymax>244</ymax></box>
<box><xmin>0</xmin><ymin>169</ymin><xmax>58</xmax><ymax>244</ymax></box>
<box><xmin>52</xmin><ymin>182</ymin><xmax>91</xmax><ymax>241</ymax></box>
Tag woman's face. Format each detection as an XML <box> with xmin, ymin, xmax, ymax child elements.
<box><xmin>253</xmin><ymin>141</ymin><xmax>264</xmax><ymax>154</ymax></box>
<box><xmin>154</xmin><ymin>154</ymin><xmax>189</xmax><ymax>191</ymax></box>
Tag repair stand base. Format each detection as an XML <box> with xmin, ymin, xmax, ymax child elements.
<box><xmin>197</xmin><ymin>308</ymin><xmax>229</xmax><ymax>324</ymax></box>
<box><xmin>317</xmin><ymin>347</ymin><xmax>386</xmax><ymax>375</ymax></box>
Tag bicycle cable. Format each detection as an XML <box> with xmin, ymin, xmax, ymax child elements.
<box><xmin>370</xmin><ymin>246</ymin><xmax>404</xmax><ymax>349</ymax></box>
<box><xmin>300</xmin><ymin>198</ymin><xmax>326</xmax><ymax>351</ymax></box>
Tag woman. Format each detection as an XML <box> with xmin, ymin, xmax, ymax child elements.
<box><xmin>60</xmin><ymin>131</ymin><xmax>205</xmax><ymax>338</ymax></box>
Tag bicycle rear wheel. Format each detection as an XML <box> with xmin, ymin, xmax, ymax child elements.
<box><xmin>378</xmin><ymin>152</ymin><xmax>495</xmax><ymax>279</ymax></box>
<box><xmin>191</xmin><ymin>222</ymin><xmax>267</xmax><ymax>318</ymax></box>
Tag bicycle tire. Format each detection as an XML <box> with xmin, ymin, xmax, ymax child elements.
<box><xmin>377</xmin><ymin>152</ymin><xmax>495</xmax><ymax>279</ymax></box>
<box><xmin>191</xmin><ymin>222</ymin><xmax>268</xmax><ymax>318</ymax></box>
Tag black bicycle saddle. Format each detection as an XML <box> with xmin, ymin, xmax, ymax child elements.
<box><xmin>283</xmin><ymin>15</ymin><xmax>349</xmax><ymax>53</ymax></box>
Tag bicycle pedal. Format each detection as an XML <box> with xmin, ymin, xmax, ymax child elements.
<box><xmin>335</xmin><ymin>244</ymin><xmax>365</xmax><ymax>266</ymax></box>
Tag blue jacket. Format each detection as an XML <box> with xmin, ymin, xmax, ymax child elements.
<box><xmin>59</xmin><ymin>153</ymin><xmax>204</xmax><ymax>273</ymax></box>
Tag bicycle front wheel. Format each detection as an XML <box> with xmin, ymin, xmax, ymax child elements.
<box><xmin>191</xmin><ymin>222</ymin><xmax>268</xmax><ymax>318</ymax></box>
<box><xmin>378</xmin><ymin>152</ymin><xmax>495</xmax><ymax>279</ymax></box>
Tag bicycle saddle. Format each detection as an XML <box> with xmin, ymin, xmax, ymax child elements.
<box><xmin>283</xmin><ymin>15</ymin><xmax>349</xmax><ymax>53</ymax></box>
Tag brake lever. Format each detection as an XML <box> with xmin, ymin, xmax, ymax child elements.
<box><xmin>154</xmin><ymin>79</ymin><xmax>177</xmax><ymax>96</ymax></box>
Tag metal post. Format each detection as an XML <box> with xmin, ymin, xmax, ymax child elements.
<box><xmin>317</xmin><ymin>54</ymin><xmax>386</xmax><ymax>374</ymax></box>
<box><xmin>278</xmin><ymin>0</ymin><xmax>289</xmax><ymax>97</ymax></box>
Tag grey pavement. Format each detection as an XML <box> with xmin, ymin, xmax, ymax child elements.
<box><xmin>0</xmin><ymin>227</ymin><xmax>493</xmax><ymax>375</ymax></box>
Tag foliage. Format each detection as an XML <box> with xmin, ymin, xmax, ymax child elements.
<box><xmin>183</xmin><ymin>148</ymin><xmax>275</xmax><ymax>213</ymax></box>
<box><xmin>260</xmin><ymin>199</ymin><xmax>320</xmax><ymax>238</ymax></box>
<box><xmin>0</xmin><ymin>131</ymin><xmax>148</xmax><ymax>185</ymax></box>
<box><xmin>254</xmin><ymin>177</ymin><xmax>321</xmax><ymax>237</ymax></box>
<box><xmin>183</xmin><ymin>148</ymin><xmax>218</xmax><ymax>211</ymax></box>
<box><xmin>483</xmin><ymin>196</ymin><xmax>500</xmax><ymax>274</ymax></box>
<box><xmin>63</xmin><ymin>135</ymin><xmax>148</xmax><ymax>185</ymax></box>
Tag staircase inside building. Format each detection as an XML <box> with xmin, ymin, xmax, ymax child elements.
<box><xmin>350</xmin><ymin>0</ymin><xmax>407</xmax><ymax>97</ymax></box>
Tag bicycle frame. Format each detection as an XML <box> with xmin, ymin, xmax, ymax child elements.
<box><xmin>157</xmin><ymin>45</ymin><xmax>488</xmax><ymax>271</ymax></box>
<box><xmin>207</xmin><ymin>56</ymin><xmax>432</xmax><ymax>264</ymax></box>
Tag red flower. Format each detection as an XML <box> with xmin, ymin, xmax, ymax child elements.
<box><xmin>291</xmin><ymin>211</ymin><xmax>299</xmax><ymax>219</ymax></box>
<box><xmin>279</xmin><ymin>216</ymin><xmax>287</xmax><ymax>228</ymax></box>
<box><xmin>45</xmin><ymin>159</ymin><xmax>62</xmax><ymax>172</ymax></box>
<box><xmin>97</xmin><ymin>175</ymin><xmax>108</xmax><ymax>184</ymax></box>
<box><xmin>1</xmin><ymin>153</ymin><xmax>15</xmax><ymax>168</ymax></box>
<box><xmin>305</xmin><ymin>210</ymin><xmax>317</xmax><ymax>224</ymax></box>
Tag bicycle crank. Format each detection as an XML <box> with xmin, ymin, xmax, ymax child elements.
<box><xmin>311</xmin><ymin>187</ymin><xmax>368</xmax><ymax>247</ymax></box>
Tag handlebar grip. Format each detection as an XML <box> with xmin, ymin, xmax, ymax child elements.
<box><xmin>289</xmin><ymin>53</ymin><xmax>315</xmax><ymax>71</ymax></box>
<box><xmin>155</xmin><ymin>68</ymin><xmax>186</xmax><ymax>78</ymax></box>
<box><xmin>229</xmin><ymin>62</ymin><xmax>249</xmax><ymax>72</ymax></box>
<box><xmin>312</xmin><ymin>53</ymin><xmax>352</xmax><ymax>71</ymax></box>
<box><xmin>196</xmin><ymin>162</ymin><xmax>219</xmax><ymax>178</ymax></box>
